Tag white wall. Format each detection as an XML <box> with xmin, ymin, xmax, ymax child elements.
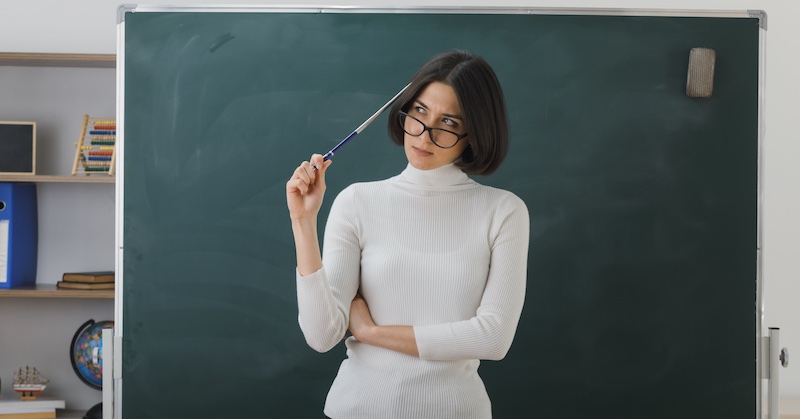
<box><xmin>1</xmin><ymin>0</ymin><xmax>797</xmax><ymax>408</ymax></box>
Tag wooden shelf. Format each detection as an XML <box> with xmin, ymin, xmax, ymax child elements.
<box><xmin>0</xmin><ymin>174</ymin><xmax>114</xmax><ymax>184</ymax></box>
<box><xmin>0</xmin><ymin>284</ymin><xmax>114</xmax><ymax>299</ymax></box>
<box><xmin>0</xmin><ymin>52</ymin><xmax>115</xmax><ymax>68</ymax></box>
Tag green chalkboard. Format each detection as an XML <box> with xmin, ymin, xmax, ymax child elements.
<box><xmin>121</xmin><ymin>8</ymin><xmax>760</xmax><ymax>419</ymax></box>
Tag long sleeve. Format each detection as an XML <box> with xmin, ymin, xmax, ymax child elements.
<box><xmin>413</xmin><ymin>194</ymin><xmax>529</xmax><ymax>360</ymax></box>
<box><xmin>296</xmin><ymin>186</ymin><xmax>361</xmax><ymax>353</ymax></box>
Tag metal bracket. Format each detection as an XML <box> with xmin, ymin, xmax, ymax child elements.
<box><xmin>117</xmin><ymin>4</ymin><xmax>137</xmax><ymax>24</ymax></box>
<box><xmin>748</xmin><ymin>9</ymin><xmax>768</xmax><ymax>30</ymax></box>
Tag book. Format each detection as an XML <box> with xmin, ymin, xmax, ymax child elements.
<box><xmin>61</xmin><ymin>270</ymin><xmax>114</xmax><ymax>283</ymax></box>
<box><xmin>0</xmin><ymin>395</ymin><xmax>63</xmax><ymax>416</ymax></box>
<box><xmin>56</xmin><ymin>281</ymin><xmax>114</xmax><ymax>290</ymax></box>
<box><xmin>0</xmin><ymin>412</ymin><xmax>56</xmax><ymax>419</ymax></box>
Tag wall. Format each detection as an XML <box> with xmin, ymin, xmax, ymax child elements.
<box><xmin>0</xmin><ymin>0</ymin><xmax>797</xmax><ymax>410</ymax></box>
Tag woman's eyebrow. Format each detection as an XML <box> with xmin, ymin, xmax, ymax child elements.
<box><xmin>414</xmin><ymin>99</ymin><xmax>464</xmax><ymax>120</ymax></box>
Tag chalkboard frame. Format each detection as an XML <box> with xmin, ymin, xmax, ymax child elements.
<box><xmin>115</xmin><ymin>5</ymin><xmax>767</xmax><ymax>419</ymax></box>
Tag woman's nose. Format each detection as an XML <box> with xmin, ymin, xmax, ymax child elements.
<box><xmin>422</xmin><ymin>127</ymin><xmax>435</xmax><ymax>144</ymax></box>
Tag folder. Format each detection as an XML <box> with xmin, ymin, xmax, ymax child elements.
<box><xmin>0</xmin><ymin>182</ymin><xmax>38</xmax><ymax>288</ymax></box>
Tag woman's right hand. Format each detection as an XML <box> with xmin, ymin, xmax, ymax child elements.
<box><xmin>286</xmin><ymin>154</ymin><xmax>332</xmax><ymax>222</ymax></box>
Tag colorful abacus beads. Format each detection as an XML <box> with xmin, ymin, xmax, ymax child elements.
<box><xmin>74</xmin><ymin>116</ymin><xmax>117</xmax><ymax>176</ymax></box>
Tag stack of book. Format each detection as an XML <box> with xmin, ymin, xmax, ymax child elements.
<box><xmin>0</xmin><ymin>395</ymin><xmax>65</xmax><ymax>418</ymax></box>
<box><xmin>56</xmin><ymin>270</ymin><xmax>115</xmax><ymax>290</ymax></box>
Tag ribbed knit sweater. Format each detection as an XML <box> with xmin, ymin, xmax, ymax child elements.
<box><xmin>296</xmin><ymin>162</ymin><xmax>530</xmax><ymax>419</ymax></box>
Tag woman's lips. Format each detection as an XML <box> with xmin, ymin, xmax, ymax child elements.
<box><xmin>412</xmin><ymin>146</ymin><xmax>433</xmax><ymax>157</ymax></box>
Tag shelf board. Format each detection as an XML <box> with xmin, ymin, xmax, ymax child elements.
<box><xmin>0</xmin><ymin>174</ymin><xmax>114</xmax><ymax>184</ymax></box>
<box><xmin>0</xmin><ymin>284</ymin><xmax>114</xmax><ymax>299</ymax></box>
<box><xmin>0</xmin><ymin>52</ymin><xmax>116</xmax><ymax>68</ymax></box>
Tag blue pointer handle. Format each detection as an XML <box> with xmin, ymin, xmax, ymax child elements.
<box><xmin>322</xmin><ymin>130</ymin><xmax>358</xmax><ymax>162</ymax></box>
<box><xmin>312</xmin><ymin>131</ymin><xmax>358</xmax><ymax>170</ymax></box>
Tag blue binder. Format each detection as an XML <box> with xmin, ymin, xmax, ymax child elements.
<box><xmin>0</xmin><ymin>182</ymin><xmax>38</xmax><ymax>288</ymax></box>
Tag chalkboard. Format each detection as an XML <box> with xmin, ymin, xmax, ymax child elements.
<box><xmin>121</xmin><ymin>8</ymin><xmax>760</xmax><ymax>419</ymax></box>
<box><xmin>0</xmin><ymin>122</ymin><xmax>35</xmax><ymax>174</ymax></box>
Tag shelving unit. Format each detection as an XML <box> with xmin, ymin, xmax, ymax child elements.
<box><xmin>0</xmin><ymin>51</ymin><xmax>116</xmax><ymax>299</ymax></box>
<box><xmin>0</xmin><ymin>52</ymin><xmax>117</xmax><ymax>411</ymax></box>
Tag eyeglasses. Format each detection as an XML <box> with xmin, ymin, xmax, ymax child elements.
<box><xmin>398</xmin><ymin>111</ymin><xmax>468</xmax><ymax>149</ymax></box>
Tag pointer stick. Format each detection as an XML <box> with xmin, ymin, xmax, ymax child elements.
<box><xmin>313</xmin><ymin>84</ymin><xmax>410</xmax><ymax>169</ymax></box>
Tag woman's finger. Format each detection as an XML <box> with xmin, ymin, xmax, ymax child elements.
<box><xmin>297</xmin><ymin>162</ymin><xmax>315</xmax><ymax>184</ymax></box>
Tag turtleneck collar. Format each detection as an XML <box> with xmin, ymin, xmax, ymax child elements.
<box><xmin>396</xmin><ymin>163</ymin><xmax>474</xmax><ymax>188</ymax></box>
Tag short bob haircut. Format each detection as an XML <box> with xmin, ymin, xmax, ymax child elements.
<box><xmin>387</xmin><ymin>50</ymin><xmax>509</xmax><ymax>175</ymax></box>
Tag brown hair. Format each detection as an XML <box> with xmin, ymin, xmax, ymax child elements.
<box><xmin>387</xmin><ymin>50</ymin><xmax>509</xmax><ymax>175</ymax></box>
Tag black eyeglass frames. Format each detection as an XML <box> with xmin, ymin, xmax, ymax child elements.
<box><xmin>398</xmin><ymin>111</ymin><xmax>468</xmax><ymax>149</ymax></box>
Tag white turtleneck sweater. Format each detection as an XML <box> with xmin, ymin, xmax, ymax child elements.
<box><xmin>296</xmin><ymin>163</ymin><xmax>530</xmax><ymax>419</ymax></box>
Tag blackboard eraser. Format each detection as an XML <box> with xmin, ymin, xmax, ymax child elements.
<box><xmin>686</xmin><ymin>48</ymin><xmax>716</xmax><ymax>98</ymax></box>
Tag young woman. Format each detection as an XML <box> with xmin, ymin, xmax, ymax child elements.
<box><xmin>286</xmin><ymin>50</ymin><xmax>530</xmax><ymax>419</ymax></box>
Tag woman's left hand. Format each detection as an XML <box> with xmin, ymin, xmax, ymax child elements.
<box><xmin>347</xmin><ymin>293</ymin><xmax>420</xmax><ymax>356</ymax></box>
<box><xmin>349</xmin><ymin>293</ymin><xmax>375</xmax><ymax>342</ymax></box>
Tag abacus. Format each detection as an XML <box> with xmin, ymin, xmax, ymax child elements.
<box><xmin>72</xmin><ymin>114</ymin><xmax>116</xmax><ymax>176</ymax></box>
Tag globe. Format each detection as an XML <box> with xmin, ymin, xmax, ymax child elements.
<box><xmin>70</xmin><ymin>319</ymin><xmax>114</xmax><ymax>390</ymax></box>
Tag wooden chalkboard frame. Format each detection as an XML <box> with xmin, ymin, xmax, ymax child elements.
<box><xmin>116</xmin><ymin>6</ymin><xmax>767</xmax><ymax>419</ymax></box>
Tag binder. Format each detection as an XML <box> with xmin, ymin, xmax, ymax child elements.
<box><xmin>0</xmin><ymin>182</ymin><xmax>38</xmax><ymax>288</ymax></box>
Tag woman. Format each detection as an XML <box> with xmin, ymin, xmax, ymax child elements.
<box><xmin>286</xmin><ymin>50</ymin><xmax>530</xmax><ymax>418</ymax></box>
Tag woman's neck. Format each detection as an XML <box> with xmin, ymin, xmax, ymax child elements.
<box><xmin>398</xmin><ymin>163</ymin><xmax>471</xmax><ymax>187</ymax></box>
